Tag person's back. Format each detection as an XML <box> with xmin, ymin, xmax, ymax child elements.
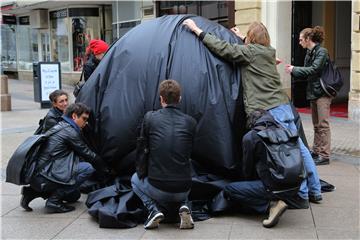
<box><xmin>131</xmin><ymin>79</ymin><xmax>197</xmax><ymax>230</ymax></box>
<box><xmin>146</xmin><ymin>106</ymin><xmax>196</xmax><ymax>190</ymax></box>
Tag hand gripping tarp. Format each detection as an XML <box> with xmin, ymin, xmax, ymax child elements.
<box><xmin>76</xmin><ymin>15</ymin><xmax>247</xmax><ymax>178</ymax></box>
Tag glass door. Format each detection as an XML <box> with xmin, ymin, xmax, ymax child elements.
<box><xmin>40</xmin><ymin>30</ymin><xmax>51</xmax><ymax>62</ymax></box>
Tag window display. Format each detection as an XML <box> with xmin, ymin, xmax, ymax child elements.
<box><xmin>72</xmin><ymin>17</ymin><xmax>100</xmax><ymax>71</ymax></box>
<box><xmin>1</xmin><ymin>24</ymin><xmax>17</xmax><ymax>71</ymax></box>
<box><xmin>50</xmin><ymin>9</ymin><xmax>70</xmax><ymax>72</ymax></box>
<box><xmin>17</xmin><ymin>25</ymin><xmax>38</xmax><ymax>70</ymax></box>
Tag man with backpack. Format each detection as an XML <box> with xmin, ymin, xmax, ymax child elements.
<box><xmin>20</xmin><ymin>103</ymin><xmax>108</xmax><ymax>213</ymax></box>
<box><xmin>224</xmin><ymin>110</ymin><xmax>305</xmax><ymax>228</ymax></box>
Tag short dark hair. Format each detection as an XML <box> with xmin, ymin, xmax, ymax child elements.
<box><xmin>65</xmin><ymin>103</ymin><xmax>91</xmax><ymax>118</ymax></box>
<box><xmin>49</xmin><ymin>90</ymin><xmax>68</xmax><ymax>103</ymax></box>
<box><xmin>159</xmin><ymin>79</ymin><xmax>181</xmax><ymax>104</ymax></box>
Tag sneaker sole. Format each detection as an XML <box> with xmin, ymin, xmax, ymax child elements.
<box><xmin>179</xmin><ymin>210</ymin><xmax>194</xmax><ymax>229</ymax></box>
<box><xmin>263</xmin><ymin>205</ymin><xmax>288</xmax><ymax>228</ymax></box>
<box><xmin>144</xmin><ymin>213</ymin><xmax>165</xmax><ymax>229</ymax></box>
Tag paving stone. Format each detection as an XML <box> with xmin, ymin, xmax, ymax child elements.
<box><xmin>204</xmin><ymin>212</ymin><xmax>260</xmax><ymax>226</ymax></box>
<box><xmin>0</xmin><ymin>182</ymin><xmax>21</xmax><ymax>196</ymax></box>
<box><xmin>141</xmin><ymin>222</ymin><xmax>231</xmax><ymax>239</ymax></box>
<box><xmin>5</xmin><ymin>197</ymin><xmax>88</xmax><ymax>219</ymax></box>
<box><xmin>229</xmin><ymin>224</ymin><xmax>317</xmax><ymax>239</ymax></box>
<box><xmin>1</xmin><ymin>195</ymin><xmax>21</xmax><ymax>216</ymax></box>
<box><xmin>317</xmin><ymin>161</ymin><xmax>359</xmax><ymax>177</ymax></box>
<box><xmin>316</xmin><ymin>228</ymin><xmax>360</xmax><ymax>239</ymax></box>
<box><xmin>1</xmin><ymin>216</ymin><xmax>74</xmax><ymax>239</ymax></box>
<box><xmin>316</xmin><ymin>175</ymin><xmax>359</xmax><ymax>193</ymax></box>
<box><xmin>311</xmin><ymin>205</ymin><xmax>360</xmax><ymax>230</ymax></box>
<box><xmin>54</xmin><ymin>218</ymin><xmax>145</xmax><ymax>239</ymax></box>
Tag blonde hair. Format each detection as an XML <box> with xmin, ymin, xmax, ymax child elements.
<box><xmin>246</xmin><ymin>22</ymin><xmax>271</xmax><ymax>47</ymax></box>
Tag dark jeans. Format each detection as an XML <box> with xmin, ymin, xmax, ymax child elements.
<box><xmin>224</xmin><ymin>180</ymin><xmax>274</xmax><ymax>214</ymax></box>
<box><xmin>131</xmin><ymin>173</ymin><xmax>189</xmax><ymax>212</ymax></box>
<box><xmin>32</xmin><ymin>162</ymin><xmax>94</xmax><ymax>200</ymax></box>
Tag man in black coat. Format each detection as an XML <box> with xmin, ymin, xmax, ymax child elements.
<box><xmin>131</xmin><ymin>80</ymin><xmax>197</xmax><ymax>230</ymax></box>
<box><xmin>21</xmin><ymin>103</ymin><xmax>106</xmax><ymax>213</ymax></box>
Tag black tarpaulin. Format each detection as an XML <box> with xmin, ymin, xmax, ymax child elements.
<box><xmin>76</xmin><ymin>15</ymin><xmax>247</xmax><ymax>178</ymax></box>
<box><xmin>75</xmin><ymin>15</ymin><xmax>324</xmax><ymax>228</ymax></box>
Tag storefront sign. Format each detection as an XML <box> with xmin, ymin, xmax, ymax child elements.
<box><xmin>69</xmin><ymin>8</ymin><xmax>99</xmax><ymax>17</ymax></box>
<box><xmin>2</xmin><ymin>15</ymin><xmax>17</xmax><ymax>25</ymax></box>
<box><xmin>50</xmin><ymin>9</ymin><xmax>68</xmax><ymax>19</ymax></box>
<box><xmin>19</xmin><ymin>16</ymin><xmax>30</xmax><ymax>25</ymax></box>
<box><xmin>38</xmin><ymin>62</ymin><xmax>61</xmax><ymax>107</ymax></box>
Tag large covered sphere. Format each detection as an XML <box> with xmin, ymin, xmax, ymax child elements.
<box><xmin>76</xmin><ymin>15</ymin><xmax>246</xmax><ymax>178</ymax></box>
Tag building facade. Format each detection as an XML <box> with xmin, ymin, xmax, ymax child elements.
<box><xmin>1</xmin><ymin>0</ymin><xmax>359</xmax><ymax>120</ymax></box>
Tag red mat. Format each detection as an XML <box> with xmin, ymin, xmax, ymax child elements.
<box><xmin>296</xmin><ymin>102</ymin><xmax>348</xmax><ymax>118</ymax></box>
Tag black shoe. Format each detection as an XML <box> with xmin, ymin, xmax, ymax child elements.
<box><xmin>179</xmin><ymin>205</ymin><xmax>194</xmax><ymax>229</ymax></box>
<box><xmin>284</xmin><ymin>195</ymin><xmax>309</xmax><ymax>209</ymax></box>
<box><xmin>313</xmin><ymin>156</ymin><xmax>330</xmax><ymax>165</ymax></box>
<box><xmin>144</xmin><ymin>210</ymin><xmax>164</xmax><ymax>229</ymax></box>
<box><xmin>309</xmin><ymin>194</ymin><xmax>323</xmax><ymax>203</ymax></box>
<box><xmin>310</xmin><ymin>151</ymin><xmax>319</xmax><ymax>158</ymax></box>
<box><xmin>45</xmin><ymin>197</ymin><xmax>75</xmax><ymax>213</ymax></box>
<box><xmin>20</xmin><ymin>186</ymin><xmax>42</xmax><ymax>211</ymax></box>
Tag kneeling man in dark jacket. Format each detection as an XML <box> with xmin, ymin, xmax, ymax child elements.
<box><xmin>21</xmin><ymin>103</ymin><xmax>105</xmax><ymax>213</ymax></box>
<box><xmin>131</xmin><ymin>80</ymin><xmax>197</xmax><ymax>230</ymax></box>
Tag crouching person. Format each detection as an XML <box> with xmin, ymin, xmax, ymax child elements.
<box><xmin>224</xmin><ymin>110</ymin><xmax>305</xmax><ymax>228</ymax></box>
<box><xmin>21</xmin><ymin>103</ymin><xmax>106</xmax><ymax>213</ymax></box>
<box><xmin>131</xmin><ymin>80</ymin><xmax>197</xmax><ymax>230</ymax></box>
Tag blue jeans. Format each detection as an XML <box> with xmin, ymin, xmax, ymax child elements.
<box><xmin>224</xmin><ymin>180</ymin><xmax>273</xmax><ymax>213</ymax></box>
<box><xmin>33</xmin><ymin>162</ymin><xmax>95</xmax><ymax>201</ymax></box>
<box><xmin>131</xmin><ymin>173</ymin><xmax>189</xmax><ymax>211</ymax></box>
<box><xmin>74</xmin><ymin>162</ymin><xmax>95</xmax><ymax>187</ymax></box>
<box><xmin>268</xmin><ymin>103</ymin><xmax>321</xmax><ymax>199</ymax></box>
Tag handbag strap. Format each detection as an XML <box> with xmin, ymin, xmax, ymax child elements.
<box><xmin>75</xmin><ymin>67</ymin><xmax>85</xmax><ymax>85</ymax></box>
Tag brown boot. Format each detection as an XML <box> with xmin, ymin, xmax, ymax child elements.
<box><xmin>262</xmin><ymin>200</ymin><xmax>288</xmax><ymax>228</ymax></box>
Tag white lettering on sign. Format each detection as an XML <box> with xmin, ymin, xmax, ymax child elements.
<box><xmin>40</xmin><ymin>63</ymin><xmax>60</xmax><ymax>101</ymax></box>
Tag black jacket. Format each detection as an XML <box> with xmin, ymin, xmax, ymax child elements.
<box><xmin>291</xmin><ymin>44</ymin><xmax>329</xmax><ymax>100</ymax></box>
<box><xmin>143</xmin><ymin>105</ymin><xmax>197</xmax><ymax>183</ymax></box>
<box><xmin>83</xmin><ymin>54</ymin><xmax>100</xmax><ymax>82</ymax></box>
<box><xmin>37</xmin><ymin>120</ymin><xmax>98</xmax><ymax>185</ymax></box>
<box><xmin>41</xmin><ymin>107</ymin><xmax>63</xmax><ymax>133</ymax></box>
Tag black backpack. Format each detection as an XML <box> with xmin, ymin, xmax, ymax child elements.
<box><xmin>320</xmin><ymin>58</ymin><xmax>343</xmax><ymax>97</ymax></box>
<box><xmin>255</xmin><ymin>126</ymin><xmax>306</xmax><ymax>198</ymax></box>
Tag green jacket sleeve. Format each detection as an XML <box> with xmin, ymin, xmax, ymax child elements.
<box><xmin>202</xmin><ymin>33</ymin><xmax>253</xmax><ymax>64</ymax></box>
<box><xmin>291</xmin><ymin>48</ymin><xmax>328</xmax><ymax>79</ymax></box>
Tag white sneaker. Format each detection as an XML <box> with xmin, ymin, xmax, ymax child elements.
<box><xmin>179</xmin><ymin>205</ymin><xmax>194</xmax><ymax>229</ymax></box>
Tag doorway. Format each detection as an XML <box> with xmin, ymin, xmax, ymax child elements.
<box><xmin>291</xmin><ymin>1</ymin><xmax>351</xmax><ymax>117</ymax></box>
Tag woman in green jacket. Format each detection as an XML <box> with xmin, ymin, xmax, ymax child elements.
<box><xmin>183</xmin><ymin>19</ymin><xmax>322</xmax><ymax>227</ymax></box>
<box><xmin>285</xmin><ymin>26</ymin><xmax>331</xmax><ymax>165</ymax></box>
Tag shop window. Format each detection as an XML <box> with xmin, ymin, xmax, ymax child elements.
<box><xmin>1</xmin><ymin>24</ymin><xmax>17</xmax><ymax>71</ymax></box>
<box><xmin>50</xmin><ymin>9</ymin><xmax>70</xmax><ymax>72</ymax></box>
<box><xmin>17</xmin><ymin>25</ymin><xmax>38</xmax><ymax>70</ymax></box>
<box><xmin>113</xmin><ymin>20</ymin><xmax>141</xmax><ymax>40</ymax></box>
<box><xmin>72</xmin><ymin>17</ymin><xmax>100</xmax><ymax>71</ymax></box>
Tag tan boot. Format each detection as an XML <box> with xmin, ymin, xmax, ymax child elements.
<box><xmin>262</xmin><ymin>200</ymin><xmax>288</xmax><ymax>228</ymax></box>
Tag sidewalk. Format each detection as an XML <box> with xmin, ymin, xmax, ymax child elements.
<box><xmin>1</xmin><ymin>79</ymin><xmax>359</xmax><ymax>239</ymax></box>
